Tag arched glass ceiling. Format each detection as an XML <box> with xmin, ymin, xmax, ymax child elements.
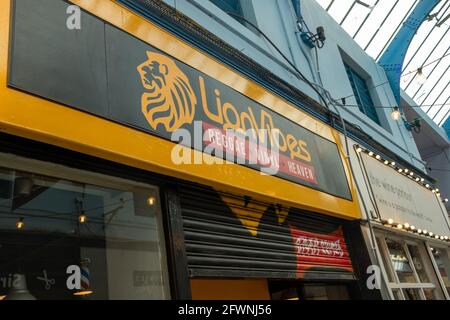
<box><xmin>315</xmin><ymin>0</ymin><xmax>450</xmax><ymax>127</ymax></box>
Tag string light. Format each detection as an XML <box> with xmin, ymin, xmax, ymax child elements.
<box><xmin>397</xmin><ymin>224</ymin><xmax>403</xmax><ymax>229</ymax></box>
<box><xmin>415</xmin><ymin>67</ymin><xmax>427</xmax><ymax>86</ymax></box>
<box><xmin>404</xmin><ymin>223</ymin><xmax>410</xmax><ymax>229</ymax></box>
<box><xmin>391</xmin><ymin>106</ymin><xmax>401</xmax><ymax>121</ymax></box>
<box><xmin>355</xmin><ymin>146</ymin><xmax>448</xmax><ymax>201</ymax></box>
<box><xmin>387</xmin><ymin>218</ymin><xmax>394</xmax><ymax>225</ymax></box>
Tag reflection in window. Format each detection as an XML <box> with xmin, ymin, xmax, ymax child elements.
<box><xmin>386</xmin><ymin>239</ymin><xmax>416</xmax><ymax>283</ymax></box>
<box><xmin>402</xmin><ymin>288</ymin><xmax>421</xmax><ymax>300</ymax></box>
<box><xmin>376</xmin><ymin>237</ymin><xmax>394</xmax><ymax>282</ymax></box>
<box><xmin>431</xmin><ymin>247</ymin><xmax>450</xmax><ymax>295</ymax></box>
<box><xmin>0</xmin><ymin>166</ymin><xmax>168</xmax><ymax>300</ymax></box>
<box><xmin>407</xmin><ymin>245</ymin><xmax>429</xmax><ymax>283</ymax></box>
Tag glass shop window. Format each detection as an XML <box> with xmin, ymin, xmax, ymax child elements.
<box><xmin>0</xmin><ymin>165</ymin><xmax>169</xmax><ymax>300</ymax></box>
<box><xmin>431</xmin><ymin>247</ymin><xmax>450</xmax><ymax>296</ymax></box>
<box><xmin>378</xmin><ymin>236</ymin><xmax>446</xmax><ymax>300</ymax></box>
<box><xmin>386</xmin><ymin>239</ymin><xmax>416</xmax><ymax>283</ymax></box>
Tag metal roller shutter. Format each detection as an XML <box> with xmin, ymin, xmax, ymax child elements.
<box><xmin>179</xmin><ymin>185</ymin><xmax>356</xmax><ymax>281</ymax></box>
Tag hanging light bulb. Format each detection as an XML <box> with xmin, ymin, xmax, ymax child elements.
<box><xmin>16</xmin><ymin>218</ymin><xmax>24</xmax><ymax>230</ymax></box>
<box><xmin>391</xmin><ymin>106</ymin><xmax>401</xmax><ymax>120</ymax></box>
<box><xmin>416</xmin><ymin>67</ymin><xmax>427</xmax><ymax>85</ymax></box>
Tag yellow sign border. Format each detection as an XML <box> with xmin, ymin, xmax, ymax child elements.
<box><xmin>0</xmin><ymin>0</ymin><xmax>360</xmax><ymax>220</ymax></box>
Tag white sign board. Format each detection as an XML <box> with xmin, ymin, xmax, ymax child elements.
<box><xmin>362</xmin><ymin>153</ymin><xmax>450</xmax><ymax>236</ymax></box>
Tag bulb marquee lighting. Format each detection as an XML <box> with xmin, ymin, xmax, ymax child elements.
<box><xmin>381</xmin><ymin>218</ymin><xmax>450</xmax><ymax>243</ymax></box>
<box><xmin>355</xmin><ymin>145</ymin><xmax>448</xmax><ymax>203</ymax></box>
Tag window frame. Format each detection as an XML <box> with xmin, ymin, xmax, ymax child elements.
<box><xmin>375</xmin><ymin>232</ymin><xmax>448</xmax><ymax>300</ymax></box>
<box><xmin>344</xmin><ymin>63</ymin><xmax>381</xmax><ymax>125</ymax></box>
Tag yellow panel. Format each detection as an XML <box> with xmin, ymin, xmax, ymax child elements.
<box><xmin>0</xmin><ymin>0</ymin><xmax>361</xmax><ymax>220</ymax></box>
<box><xmin>190</xmin><ymin>279</ymin><xmax>271</xmax><ymax>300</ymax></box>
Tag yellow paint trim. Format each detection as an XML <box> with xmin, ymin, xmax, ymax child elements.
<box><xmin>0</xmin><ymin>0</ymin><xmax>361</xmax><ymax>220</ymax></box>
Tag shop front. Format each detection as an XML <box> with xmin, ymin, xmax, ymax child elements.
<box><xmin>0</xmin><ymin>0</ymin><xmax>371</xmax><ymax>299</ymax></box>
<box><xmin>353</xmin><ymin>146</ymin><xmax>450</xmax><ymax>300</ymax></box>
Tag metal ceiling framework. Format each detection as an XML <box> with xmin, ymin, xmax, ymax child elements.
<box><xmin>316</xmin><ymin>0</ymin><xmax>450</xmax><ymax>127</ymax></box>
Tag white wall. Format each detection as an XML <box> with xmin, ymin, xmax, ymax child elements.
<box><xmin>162</xmin><ymin>0</ymin><xmax>425</xmax><ymax>170</ymax></box>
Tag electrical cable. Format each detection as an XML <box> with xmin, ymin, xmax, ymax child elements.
<box><xmin>224</xmin><ymin>11</ymin><xmax>331</xmax><ymax>110</ymax></box>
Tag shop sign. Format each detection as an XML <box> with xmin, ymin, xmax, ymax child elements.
<box><xmin>8</xmin><ymin>0</ymin><xmax>352</xmax><ymax>200</ymax></box>
<box><xmin>290</xmin><ymin>227</ymin><xmax>354</xmax><ymax>276</ymax></box>
<box><xmin>362</xmin><ymin>153</ymin><xmax>450</xmax><ymax>236</ymax></box>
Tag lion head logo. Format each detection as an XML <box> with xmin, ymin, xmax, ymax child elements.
<box><xmin>137</xmin><ymin>51</ymin><xmax>197</xmax><ymax>132</ymax></box>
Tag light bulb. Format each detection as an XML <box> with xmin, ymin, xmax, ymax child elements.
<box><xmin>440</xmin><ymin>236</ymin><xmax>444</xmax><ymax>240</ymax></box>
<box><xmin>409</xmin><ymin>172</ymin><xmax>414</xmax><ymax>176</ymax></box>
<box><xmin>375</xmin><ymin>155</ymin><xmax>381</xmax><ymax>160</ymax></box>
<box><xmin>445</xmin><ymin>198</ymin><xmax>449</xmax><ymax>202</ymax></box>
<box><xmin>420</xmin><ymin>178</ymin><xmax>425</xmax><ymax>182</ymax></box>
<box><xmin>429</xmin><ymin>232</ymin><xmax>434</xmax><ymax>237</ymax></box>
<box><xmin>404</xmin><ymin>169</ymin><xmax>409</xmax><ymax>173</ymax></box>
<box><xmin>416</xmin><ymin>67</ymin><xmax>427</xmax><ymax>85</ymax></box>
<box><xmin>397</xmin><ymin>224</ymin><xmax>403</xmax><ymax>229</ymax></box>
<box><xmin>147</xmin><ymin>196</ymin><xmax>156</xmax><ymax>206</ymax></box>
<box><xmin>426</xmin><ymin>184</ymin><xmax>430</xmax><ymax>188</ymax></box>
<box><xmin>444</xmin><ymin>236</ymin><xmax>449</xmax><ymax>240</ymax></box>
<box><xmin>404</xmin><ymin>223</ymin><xmax>410</xmax><ymax>229</ymax></box>
<box><xmin>417</xmin><ymin>229</ymin><xmax>422</xmax><ymax>234</ymax></box>
<box><xmin>391</xmin><ymin>161</ymin><xmax>396</xmax><ymax>166</ymax></box>
<box><xmin>398</xmin><ymin>169</ymin><xmax>403</xmax><ymax>173</ymax></box>
<box><xmin>391</xmin><ymin>107</ymin><xmax>401</xmax><ymax>121</ymax></box>
<box><xmin>356</xmin><ymin>147</ymin><xmax>363</xmax><ymax>153</ymax></box>
<box><xmin>16</xmin><ymin>218</ymin><xmax>24</xmax><ymax>230</ymax></box>
<box><xmin>437</xmin><ymin>193</ymin><xmax>441</xmax><ymax>197</ymax></box>
<box><xmin>410</xmin><ymin>225</ymin><xmax>415</xmax><ymax>231</ymax></box>
<box><xmin>387</xmin><ymin>218</ymin><xmax>394</xmax><ymax>225</ymax></box>
<box><xmin>415</xmin><ymin>178</ymin><xmax>420</xmax><ymax>182</ymax></box>
<box><xmin>423</xmin><ymin>229</ymin><xmax>428</xmax><ymax>235</ymax></box>
<box><xmin>384</xmin><ymin>160</ymin><xmax>389</xmax><ymax>165</ymax></box>
<box><xmin>78</xmin><ymin>214</ymin><xmax>87</xmax><ymax>223</ymax></box>
<box><xmin>368</xmin><ymin>151</ymin><xmax>374</xmax><ymax>157</ymax></box>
